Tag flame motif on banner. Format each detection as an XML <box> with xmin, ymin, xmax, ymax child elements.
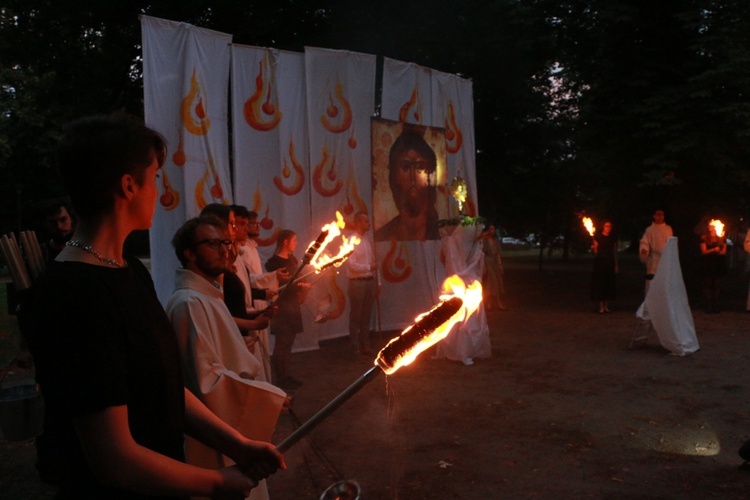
<box><xmin>444</xmin><ymin>101</ymin><xmax>463</xmax><ymax>154</ymax></box>
<box><xmin>251</xmin><ymin>186</ymin><xmax>280</xmax><ymax>247</ymax></box>
<box><xmin>320</xmin><ymin>273</ymin><xmax>346</xmax><ymax>320</ymax></box>
<box><xmin>381</xmin><ymin>239</ymin><xmax>413</xmax><ymax>283</ymax></box>
<box><xmin>180</xmin><ymin>68</ymin><xmax>211</xmax><ymax>136</ymax></box>
<box><xmin>195</xmin><ymin>157</ymin><xmax>227</xmax><ymax>210</ymax></box>
<box><xmin>313</xmin><ymin>142</ymin><xmax>343</xmax><ymax>197</ymax></box>
<box><xmin>339</xmin><ymin>167</ymin><xmax>367</xmax><ymax>218</ymax></box>
<box><xmin>320</xmin><ymin>77</ymin><xmax>352</xmax><ymax>133</ymax></box>
<box><xmin>172</xmin><ymin>128</ymin><xmax>187</xmax><ymax>166</ymax></box>
<box><xmin>159</xmin><ymin>170</ymin><xmax>180</xmax><ymax>211</ymax></box>
<box><xmin>398</xmin><ymin>86</ymin><xmax>422</xmax><ymax>124</ymax></box>
<box><xmin>244</xmin><ymin>51</ymin><xmax>282</xmax><ymax>132</ymax></box>
<box><xmin>274</xmin><ymin>137</ymin><xmax>305</xmax><ymax>195</ymax></box>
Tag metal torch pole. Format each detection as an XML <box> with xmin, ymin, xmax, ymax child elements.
<box><xmin>277</xmin><ymin>366</ymin><xmax>382</xmax><ymax>453</ymax></box>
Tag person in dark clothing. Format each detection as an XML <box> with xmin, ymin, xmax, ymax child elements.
<box><xmin>591</xmin><ymin>221</ymin><xmax>618</xmax><ymax>314</ymax></box>
<box><xmin>26</xmin><ymin>113</ymin><xmax>283</xmax><ymax>498</ymax></box>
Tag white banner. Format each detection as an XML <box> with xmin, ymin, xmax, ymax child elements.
<box><xmin>381</xmin><ymin>57</ymin><xmax>433</xmax><ymax>126</ymax></box>
<box><xmin>304</xmin><ymin>47</ymin><xmax>377</xmax><ymax>339</ymax></box>
<box><xmin>432</xmin><ymin>71</ymin><xmax>479</xmax><ymax>217</ymax></box>
<box><xmin>141</xmin><ymin>15</ymin><xmax>233</xmax><ymax>304</ymax></box>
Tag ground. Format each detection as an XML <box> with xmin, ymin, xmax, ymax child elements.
<box><xmin>2</xmin><ymin>252</ymin><xmax>750</xmax><ymax>499</ymax></box>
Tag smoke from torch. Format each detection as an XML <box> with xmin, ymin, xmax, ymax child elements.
<box><xmin>275</xmin><ymin>275</ymin><xmax>482</xmax><ymax>453</ymax></box>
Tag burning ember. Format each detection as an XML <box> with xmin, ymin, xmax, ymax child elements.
<box><xmin>582</xmin><ymin>217</ymin><xmax>595</xmax><ymax>237</ymax></box>
<box><xmin>709</xmin><ymin>219</ymin><xmax>725</xmax><ymax>238</ymax></box>
<box><xmin>376</xmin><ymin>275</ymin><xmax>483</xmax><ymax>375</ymax></box>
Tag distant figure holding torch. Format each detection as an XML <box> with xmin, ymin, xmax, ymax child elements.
<box><xmin>591</xmin><ymin>221</ymin><xmax>618</xmax><ymax>314</ymax></box>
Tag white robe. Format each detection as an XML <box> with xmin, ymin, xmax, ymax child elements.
<box><xmin>238</xmin><ymin>240</ymin><xmax>277</xmax><ymax>381</ymax></box>
<box><xmin>166</xmin><ymin>269</ymin><xmax>286</xmax><ymax>500</ymax></box>
<box><xmin>639</xmin><ymin>222</ymin><xmax>673</xmax><ymax>276</ymax></box>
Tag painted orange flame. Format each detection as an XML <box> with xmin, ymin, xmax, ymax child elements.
<box><xmin>256</xmin><ymin>227</ymin><xmax>281</xmax><ymax>248</ymax></box>
<box><xmin>348</xmin><ymin>127</ymin><xmax>357</xmax><ymax>149</ymax></box>
<box><xmin>320</xmin><ymin>78</ymin><xmax>352</xmax><ymax>133</ymax></box>
<box><xmin>709</xmin><ymin>219</ymin><xmax>725</xmax><ymax>238</ymax></box>
<box><xmin>244</xmin><ymin>52</ymin><xmax>282</xmax><ymax>132</ymax></box>
<box><xmin>381</xmin><ymin>239</ymin><xmax>412</xmax><ymax>283</ymax></box>
<box><xmin>273</xmin><ymin>137</ymin><xmax>305</xmax><ymax>195</ymax></box>
<box><xmin>308</xmin><ymin>211</ymin><xmax>361</xmax><ymax>271</ymax></box>
<box><xmin>375</xmin><ymin>275</ymin><xmax>483</xmax><ymax>374</ymax></box>
<box><xmin>172</xmin><ymin>128</ymin><xmax>187</xmax><ymax>166</ymax></box>
<box><xmin>445</xmin><ymin>101</ymin><xmax>463</xmax><ymax>154</ymax></box>
<box><xmin>313</xmin><ymin>143</ymin><xmax>343</xmax><ymax>197</ymax></box>
<box><xmin>398</xmin><ymin>87</ymin><xmax>422</xmax><ymax>123</ymax></box>
<box><xmin>159</xmin><ymin>170</ymin><xmax>180</xmax><ymax>211</ymax></box>
<box><xmin>582</xmin><ymin>217</ymin><xmax>595</xmax><ymax>237</ymax></box>
<box><xmin>195</xmin><ymin>158</ymin><xmax>226</xmax><ymax>210</ymax></box>
<box><xmin>181</xmin><ymin>68</ymin><xmax>211</xmax><ymax>136</ymax></box>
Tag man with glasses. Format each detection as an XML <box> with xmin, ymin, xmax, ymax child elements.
<box><xmin>166</xmin><ymin>215</ymin><xmax>287</xmax><ymax>499</ymax></box>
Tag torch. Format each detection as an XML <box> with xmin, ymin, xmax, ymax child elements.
<box><xmin>271</xmin><ymin>211</ymin><xmax>359</xmax><ymax>306</ymax></box>
<box><xmin>275</xmin><ymin>275</ymin><xmax>482</xmax><ymax>453</ymax></box>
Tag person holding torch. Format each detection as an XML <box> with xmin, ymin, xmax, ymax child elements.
<box><xmin>591</xmin><ymin>221</ymin><xmax>618</xmax><ymax>314</ymax></box>
<box><xmin>700</xmin><ymin>219</ymin><xmax>727</xmax><ymax>313</ymax></box>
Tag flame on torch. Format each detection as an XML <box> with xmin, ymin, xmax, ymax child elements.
<box><xmin>376</xmin><ymin>275</ymin><xmax>483</xmax><ymax>375</ymax></box>
<box><xmin>582</xmin><ymin>217</ymin><xmax>595</xmax><ymax>237</ymax></box>
<box><xmin>275</xmin><ymin>275</ymin><xmax>482</xmax><ymax>453</ymax></box>
<box><xmin>709</xmin><ymin>219</ymin><xmax>725</xmax><ymax>238</ymax></box>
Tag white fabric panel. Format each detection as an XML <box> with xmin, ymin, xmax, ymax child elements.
<box><xmin>381</xmin><ymin>58</ymin><xmax>433</xmax><ymax>125</ymax></box>
<box><xmin>636</xmin><ymin>237</ymin><xmax>700</xmax><ymax>356</ymax></box>
<box><xmin>141</xmin><ymin>15</ymin><xmax>233</xmax><ymax>304</ymax></box>
<box><xmin>304</xmin><ymin>47</ymin><xmax>377</xmax><ymax>339</ymax></box>
<box><xmin>432</xmin><ymin>71</ymin><xmax>479</xmax><ymax>217</ymax></box>
<box><xmin>230</xmin><ymin>45</ymin><xmax>317</xmax><ymax>352</ymax></box>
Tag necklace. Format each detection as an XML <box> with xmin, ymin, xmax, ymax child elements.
<box><xmin>66</xmin><ymin>240</ymin><xmax>124</xmax><ymax>268</ymax></box>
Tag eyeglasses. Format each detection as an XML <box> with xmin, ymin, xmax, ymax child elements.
<box><xmin>192</xmin><ymin>239</ymin><xmax>233</xmax><ymax>250</ymax></box>
<box><xmin>248</xmin><ymin>221</ymin><xmax>260</xmax><ymax>226</ymax></box>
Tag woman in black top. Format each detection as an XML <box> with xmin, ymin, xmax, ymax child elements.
<box><xmin>27</xmin><ymin>114</ymin><xmax>282</xmax><ymax>498</ymax></box>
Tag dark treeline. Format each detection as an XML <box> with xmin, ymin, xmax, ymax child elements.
<box><xmin>2</xmin><ymin>0</ymin><xmax>750</xmax><ymax>257</ymax></box>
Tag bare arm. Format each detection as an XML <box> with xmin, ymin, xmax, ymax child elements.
<box><xmin>75</xmin><ymin>404</ymin><xmax>256</xmax><ymax>498</ymax></box>
<box><xmin>183</xmin><ymin>389</ymin><xmax>285</xmax><ymax>480</ymax></box>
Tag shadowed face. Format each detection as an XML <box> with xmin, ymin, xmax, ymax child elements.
<box><xmin>393</xmin><ymin>149</ymin><xmax>433</xmax><ymax>216</ymax></box>
<box><xmin>188</xmin><ymin>223</ymin><xmax>232</xmax><ymax>280</ymax></box>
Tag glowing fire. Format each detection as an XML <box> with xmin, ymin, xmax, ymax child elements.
<box><xmin>709</xmin><ymin>219</ymin><xmax>725</xmax><ymax>238</ymax></box>
<box><xmin>582</xmin><ymin>217</ymin><xmax>595</xmax><ymax>237</ymax></box>
<box><xmin>375</xmin><ymin>275</ymin><xmax>482</xmax><ymax>375</ymax></box>
<box><xmin>307</xmin><ymin>211</ymin><xmax>361</xmax><ymax>271</ymax></box>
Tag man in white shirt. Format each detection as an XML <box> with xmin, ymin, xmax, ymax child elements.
<box><xmin>639</xmin><ymin>209</ymin><xmax>673</xmax><ymax>294</ymax></box>
<box><xmin>346</xmin><ymin>211</ymin><xmax>379</xmax><ymax>355</ymax></box>
<box><xmin>166</xmin><ymin>215</ymin><xmax>286</xmax><ymax>500</ymax></box>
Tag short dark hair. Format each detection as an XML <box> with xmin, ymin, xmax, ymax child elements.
<box><xmin>200</xmin><ymin>203</ymin><xmax>233</xmax><ymax>224</ymax></box>
<box><xmin>172</xmin><ymin>215</ymin><xmax>226</xmax><ymax>267</ymax></box>
<box><xmin>56</xmin><ymin>113</ymin><xmax>166</xmax><ymax>220</ymax></box>
<box><xmin>276</xmin><ymin>229</ymin><xmax>296</xmax><ymax>251</ymax></box>
<box><xmin>231</xmin><ymin>204</ymin><xmax>251</xmax><ymax>219</ymax></box>
<box><xmin>247</xmin><ymin>211</ymin><xmax>259</xmax><ymax>220</ymax></box>
<box><xmin>40</xmin><ymin>197</ymin><xmax>75</xmax><ymax>221</ymax></box>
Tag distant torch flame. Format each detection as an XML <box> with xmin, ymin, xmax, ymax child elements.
<box><xmin>582</xmin><ymin>217</ymin><xmax>595</xmax><ymax>237</ymax></box>
<box><xmin>709</xmin><ymin>219</ymin><xmax>725</xmax><ymax>238</ymax></box>
<box><xmin>375</xmin><ymin>275</ymin><xmax>482</xmax><ymax>375</ymax></box>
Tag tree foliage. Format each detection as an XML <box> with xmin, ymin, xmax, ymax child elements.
<box><xmin>1</xmin><ymin>0</ymin><xmax>749</xmax><ymax>252</ymax></box>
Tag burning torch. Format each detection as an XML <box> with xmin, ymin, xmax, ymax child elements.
<box><xmin>271</xmin><ymin>211</ymin><xmax>359</xmax><ymax>306</ymax></box>
<box><xmin>275</xmin><ymin>275</ymin><xmax>482</xmax><ymax>453</ymax></box>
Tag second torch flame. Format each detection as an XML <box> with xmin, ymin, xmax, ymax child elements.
<box><xmin>308</xmin><ymin>211</ymin><xmax>361</xmax><ymax>271</ymax></box>
<box><xmin>709</xmin><ymin>219</ymin><xmax>725</xmax><ymax>238</ymax></box>
<box><xmin>375</xmin><ymin>275</ymin><xmax>483</xmax><ymax>375</ymax></box>
<box><xmin>582</xmin><ymin>217</ymin><xmax>595</xmax><ymax>237</ymax></box>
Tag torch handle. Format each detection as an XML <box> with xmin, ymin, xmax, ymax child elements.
<box><xmin>276</xmin><ymin>366</ymin><xmax>382</xmax><ymax>453</ymax></box>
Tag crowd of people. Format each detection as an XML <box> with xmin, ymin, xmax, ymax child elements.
<box><xmin>18</xmin><ymin>113</ymin><xmax>387</xmax><ymax>499</ymax></box>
